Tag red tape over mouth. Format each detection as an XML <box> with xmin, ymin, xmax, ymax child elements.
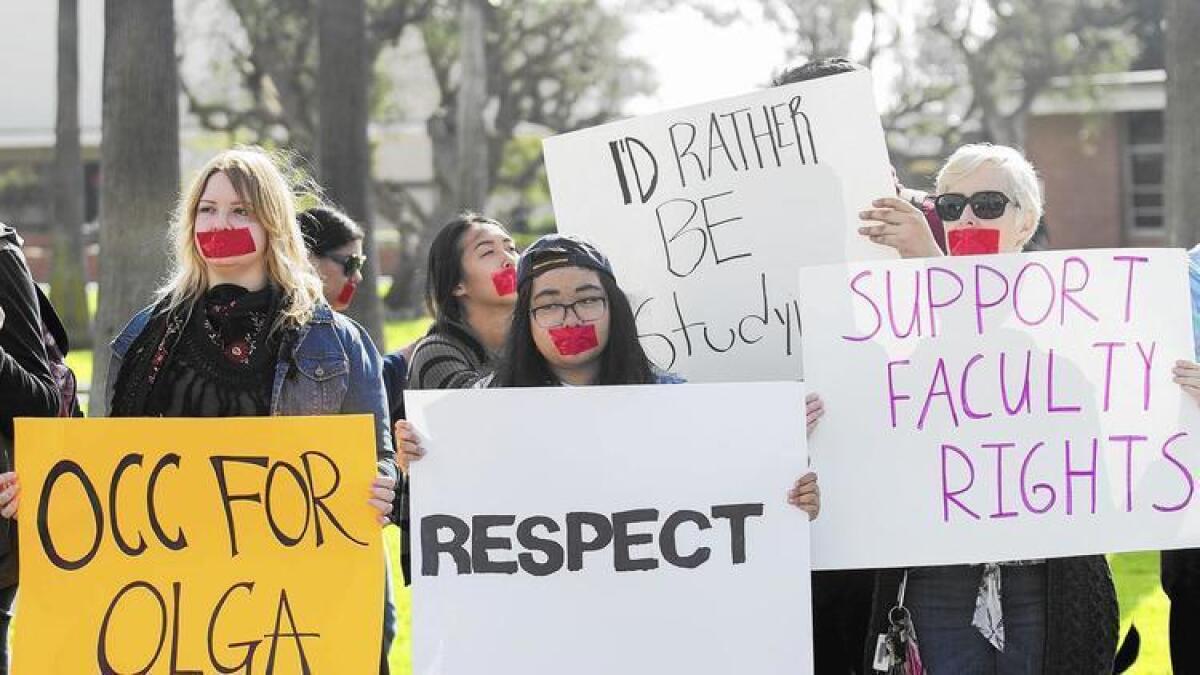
<box><xmin>336</xmin><ymin>281</ymin><xmax>357</xmax><ymax>306</ymax></box>
<box><xmin>492</xmin><ymin>267</ymin><xmax>517</xmax><ymax>296</ymax></box>
<box><xmin>549</xmin><ymin>324</ymin><xmax>599</xmax><ymax>356</ymax></box>
<box><xmin>948</xmin><ymin>228</ymin><xmax>1000</xmax><ymax>256</ymax></box>
<box><xmin>197</xmin><ymin>228</ymin><xmax>257</xmax><ymax>258</ymax></box>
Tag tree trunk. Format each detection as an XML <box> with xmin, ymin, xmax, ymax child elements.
<box><xmin>90</xmin><ymin>0</ymin><xmax>179</xmax><ymax>416</ymax></box>
<box><xmin>1167</xmin><ymin>0</ymin><xmax>1200</xmax><ymax>246</ymax></box>
<box><xmin>455</xmin><ymin>0</ymin><xmax>489</xmax><ymax>211</ymax></box>
<box><xmin>316</xmin><ymin>0</ymin><xmax>385</xmax><ymax>346</ymax></box>
<box><xmin>51</xmin><ymin>0</ymin><xmax>90</xmax><ymax>349</ymax></box>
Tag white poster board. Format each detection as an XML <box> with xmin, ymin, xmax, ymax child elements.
<box><xmin>406</xmin><ymin>383</ymin><xmax>812</xmax><ymax>675</ymax></box>
<box><xmin>544</xmin><ymin>69</ymin><xmax>895</xmax><ymax>382</ymax></box>
<box><xmin>800</xmin><ymin>248</ymin><xmax>1200</xmax><ymax>569</ymax></box>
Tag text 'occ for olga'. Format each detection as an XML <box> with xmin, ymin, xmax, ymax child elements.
<box><xmin>13</xmin><ymin>415</ymin><xmax>384</xmax><ymax>675</ymax></box>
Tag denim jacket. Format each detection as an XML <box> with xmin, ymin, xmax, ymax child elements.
<box><xmin>107</xmin><ymin>303</ymin><xmax>396</xmax><ymax>482</ymax></box>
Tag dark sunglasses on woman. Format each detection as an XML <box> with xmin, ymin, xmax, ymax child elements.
<box><xmin>326</xmin><ymin>253</ymin><xmax>366</xmax><ymax>277</ymax></box>
<box><xmin>934</xmin><ymin>191</ymin><xmax>1018</xmax><ymax>221</ymax></box>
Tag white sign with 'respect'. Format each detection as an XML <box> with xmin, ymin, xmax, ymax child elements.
<box><xmin>406</xmin><ymin>383</ymin><xmax>813</xmax><ymax>675</ymax></box>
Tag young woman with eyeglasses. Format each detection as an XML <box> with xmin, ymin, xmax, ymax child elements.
<box><xmin>852</xmin><ymin>144</ymin><xmax>1119</xmax><ymax>674</ymax></box>
<box><xmin>394</xmin><ymin>234</ymin><xmax>822</xmax><ymax>520</ymax></box>
<box><xmin>299</xmin><ymin>206</ymin><xmax>367</xmax><ymax>312</ymax></box>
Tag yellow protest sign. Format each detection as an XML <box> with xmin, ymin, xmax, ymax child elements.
<box><xmin>13</xmin><ymin>415</ymin><xmax>384</xmax><ymax>674</ymax></box>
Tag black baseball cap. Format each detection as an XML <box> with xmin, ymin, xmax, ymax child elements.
<box><xmin>517</xmin><ymin>234</ymin><xmax>615</xmax><ymax>288</ymax></box>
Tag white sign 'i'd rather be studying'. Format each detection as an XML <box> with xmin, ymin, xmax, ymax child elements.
<box><xmin>405</xmin><ymin>383</ymin><xmax>813</xmax><ymax>675</ymax></box>
<box><xmin>543</xmin><ymin>69</ymin><xmax>896</xmax><ymax>383</ymax></box>
<box><xmin>800</xmin><ymin>248</ymin><xmax>1200</xmax><ymax>570</ymax></box>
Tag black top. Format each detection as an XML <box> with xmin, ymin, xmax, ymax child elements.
<box><xmin>0</xmin><ymin>225</ymin><xmax>60</xmax><ymax>445</ymax></box>
<box><xmin>114</xmin><ymin>285</ymin><xmax>282</xmax><ymax>418</ymax></box>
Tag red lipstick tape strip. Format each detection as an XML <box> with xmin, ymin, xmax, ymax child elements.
<box><xmin>948</xmin><ymin>228</ymin><xmax>1000</xmax><ymax>256</ymax></box>
<box><xmin>336</xmin><ymin>281</ymin><xmax>357</xmax><ymax>306</ymax></box>
<box><xmin>492</xmin><ymin>267</ymin><xmax>517</xmax><ymax>296</ymax></box>
<box><xmin>549</xmin><ymin>324</ymin><xmax>599</xmax><ymax>356</ymax></box>
<box><xmin>197</xmin><ymin>228</ymin><xmax>257</xmax><ymax>258</ymax></box>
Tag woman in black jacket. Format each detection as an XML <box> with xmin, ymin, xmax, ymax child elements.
<box><xmin>855</xmin><ymin>144</ymin><xmax>1117</xmax><ymax>673</ymax></box>
<box><xmin>0</xmin><ymin>222</ymin><xmax>65</xmax><ymax>675</ymax></box>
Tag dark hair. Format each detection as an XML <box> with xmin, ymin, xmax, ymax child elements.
<box><xmin>425</xmin><ymin>211</ymin><xmax>508</xmax><ymax>325</ymax></box>
<box><xmin>495</xmin><ymin>268</ymin><xmax>656</xmax><ymax>387</ymax></box>
<box><xmin>773</xmin><ymin>57</ymin><xmax>863</xmax><ymax>87</ymax></box>
<box><xmin>298</xmin><ymin>206</ymin><xmax>363</xmax><ymax>257</ymax></box>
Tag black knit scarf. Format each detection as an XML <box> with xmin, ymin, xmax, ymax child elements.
<box><xmin>111</xmin><ymin>285</ymin><xmax>287</xmax><ymax>417</ymax></box>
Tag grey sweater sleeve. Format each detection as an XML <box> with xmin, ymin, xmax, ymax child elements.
<box><xmin>407</xmin><ymin>334</ymin><xmax>489</xmax><ymax>390</ymax></box>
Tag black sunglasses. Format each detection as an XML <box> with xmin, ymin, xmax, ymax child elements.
<box><xmin>326</xmin><ymin>253</ymin><xmax>366</xmax><ymax>277</ymax></box>
<box><xmin>934</xmin><ymin>191</ymin><xmax>1018</xmax><ymax>221</ymax></box>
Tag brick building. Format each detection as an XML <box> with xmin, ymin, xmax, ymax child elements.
<box><xmin>1026</xmin><ymin>70</ymin><xmax>1167</xmax><ymax>250</ymax></box>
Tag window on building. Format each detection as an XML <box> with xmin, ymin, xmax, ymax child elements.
<box><xmin>1123</xmin><ymin>110</ymin><xmax>1165</xmax><ymax>232</ymax></box>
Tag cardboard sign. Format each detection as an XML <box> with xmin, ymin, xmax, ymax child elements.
<box><xmin>799</xmin><ymin>249</ymin><xmax>1200</xmax><ymax>569</ymax></box>
<box><xmin>406</xmin><ymin>383</ymin><xmax>813</xmax><ymax>675</ymax></box>
<box><xmin>14</xmin><ymin>415</ymin><xmax>384</xmax><ymax>673</ymax></box>
<box><xmin>544</xmin><ymin>69</ymin><xmax>895</xmax><ymax>382</ymax></box>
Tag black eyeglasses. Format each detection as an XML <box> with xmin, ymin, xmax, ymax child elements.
<box><xmin>530</xmin><ymin>296</ymin><xmax>608</xmax><ymax>329</ymax></box>
<box><xmin>326</xmin><ymin>253</ymin><xmax>366</xmax><ymax>277</ymax></box>
<box><xmin>934</xmin><ymin>191</ymin><xmax>1018</xmax><ymax>221</ymax></box>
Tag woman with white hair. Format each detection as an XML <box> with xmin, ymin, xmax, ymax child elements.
<box><xmin>853</xmin><ymin>144</ymin><xmax>1119</xmax><ymax>673</ymax></box>
<box><xmin>857</xmin><ymin>143</ymin><xmax>1042</xmax><ymax>257</ymax></box>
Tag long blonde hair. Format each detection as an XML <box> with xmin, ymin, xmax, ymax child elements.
<box><xmin>157</xmin><ymin>146</ymin><xmax>325</xmax><ymax>332</ymax></box>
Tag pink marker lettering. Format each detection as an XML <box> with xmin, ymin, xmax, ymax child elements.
<box><xmin>1154</xmin><ymin>432</ymin><xmax>1194</xmax><ymax>513</ymax></box>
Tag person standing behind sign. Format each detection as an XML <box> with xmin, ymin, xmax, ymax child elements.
<box><xmin>298</xmin><ymin>205</ymin><xmax>414</xmax><ymax>488</ymax></box>
<box><xmin>299</xmin><ymin>205</ymin><xmax>412</xmax><ymax>451</ymax></box>
<box><xmin>854</xmin><ymin>143</ymin><xmax>1118</xmax><ymax>674</ymax></box>
<box><xmin>773</xmin><ymin>56</ymin><xmax>879</xmax><ymax>675</ymax></box>
<box><xmin>1163</xmin><ymin>248</ymin><xmax>1200</xmax><ymax>673</ymax></box>
<box><xmin>394</xmin><ymin>234</ymin><xmax>823</xmax><ymax>519</ymax></box>
<box><xmin>406</xmin><ymin>213</ymin><xmax>519</xmax><ymax>390</ymax></box>
<box><xmin>0</xmin><ymin>222</ymin><xmax>64</xmax><ymax>674</ymax></box>
<box><xmin>297</xmin><ymin>204</ymin><xmax>404</xmax><ymax>674</ymax></box>
<box><xmin>390</xmin><ymin>213</ymin><xmax>519</xmax><ymax>584</ymax></box>
<box><xmin>300</xmin><ymin>205</ymin><xmax>366</xmax><ymax>314</ymax></box>
<box><xmin>0</xmin><ymin>147</ymin><xmax>398</xmax><ymax>670</ymax></box>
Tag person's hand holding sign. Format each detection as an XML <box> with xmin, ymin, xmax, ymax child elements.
<box><xmin>792</xmin><ymin>394</ymin><xmax>825</xmax><ymax>522</ymax></box>
<box><xmin>788</xmin><ymin>472</ymin><xmax>820</xmax><ymax>521</ymax></box>
<box><xmin>0</xmin><ymin>472</ymin><xmax>20</xmax><ymax>519</ymax></box>
<box><xmin>857</xmin><ymin>197</ymin><xmax>943</xmax><ymax>258</ymax></box>
<box><xmin>1173</xmin><ymin>360</ymin><xmax>1200</xmax><ymax>406</ymax></box>
<box><xmin>393</xmin><ymin>419</ymin><xmax>426</xmax><ymax>475</ymax></box>
<box><xmin>805</xmin><ymin>393</ymin><xmax>824</xmax><ymax>437</ymax></box>
<box><xmin>370</xmin><ymin>474</ymin><xmax>397</xmax><ymax>525</ymax></box>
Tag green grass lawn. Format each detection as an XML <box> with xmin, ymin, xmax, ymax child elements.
<box><xmin>1112</xmin><ymin>551</ymin><xmax>1171</xmax><ymax>674</ymax></box>
<box><xmin>384</xmin><ymin>526</ymin><xmax>412</xmax><ymax>674</ymax></box>
<box><xmin>60</xmin><ymin>316</ymin><xmax>1174</xmax><ymax>674</ymax></box>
